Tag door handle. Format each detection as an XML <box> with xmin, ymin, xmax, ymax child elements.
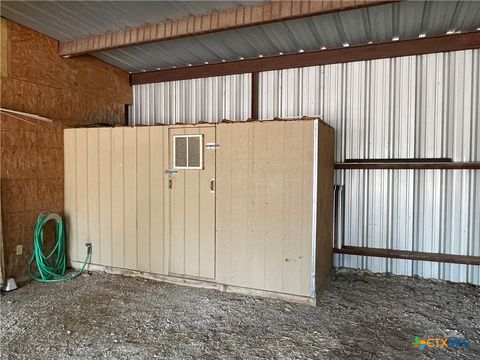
<box><xmin>168</xmin><ymin>177</ymin><xmax>173</xmax><ymax>190</ymax></box>
<box><xmin>210</xmin><ymin>178</ymin><xmax>215</xmax><ymax>193</ymax></box>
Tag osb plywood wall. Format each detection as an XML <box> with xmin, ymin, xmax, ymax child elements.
<box><xmin>0</xmin><ymin>114</ymin><xmax>64</xmax><ymax>280</ymax></box>
<box><xmin>0</xmin><ymin>18</ymin><xmax>132</xmax><ymax>279</ymax></box>
<box><xmin>1</xmin><ymin>19</ymin><xmax>131</xmax><ymax>126</ymax></box>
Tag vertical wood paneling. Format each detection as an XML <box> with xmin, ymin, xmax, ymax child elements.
<box><xmin>263</xmin><ymin>122</ymin><xmax>285</xmax><ymax>291</ymax></box>
<box><xmin>216</xmin><ymin>120</ymin><xmax>315</xmax><ymax>296</ymax></box>
<box><xmin>215</xmin><ymin>124</ymin><xmax>231</xmax><ymax>284</ymax></box>
<box><xmin>75</xmin><ymin>129</ymin><xmax>88</xmax><ymax>261</ymax></box>
<box><xmin>87</xmin><ymin>129</ymin><xmax>100</xmax><ymax>264</ymax></box>
<box><xmin>282</xmin><ymin>122</ymin><xmax>310</xmax><ymax>294</ymax></box>
<box><xmin>228</xmin><ymin>124</ymin><xmax>250</xmax><ymax>286</ymax></box>
<box><xmin>64</xmin><ymin>130</ymin><xmax>77</xmax><ymax>262</ymax></box>
<box><xmin>98</xmin><ymin>129</ymin><xmax>112</xmax><ymax>266</ymax></box>
<box><xmin>111</xmin><ymin>128</ymin><xmax>125</xmax><ymax>268</ymax></box>
<box><xmin>123</xmin><ymin>128</ymin><xmax>138</xmax><ymax>270</ymax></box>
<box><xmin>137</xmin><ymin>127</ymin><xmax>151</xmax><ymax>272</ymax></box>
<box><xmin>199</xmin><ymin>127</ymin><xmax>216</xmax><ymax>278</ymax></box>
<box><xmin>249</xmin><ymin>122</ymin><xmax>267</xmax><ymax>290</ymax></box>
<box><xmin>216</xmin><ymin>121</ymin><xmax>253</xmax><ymax>287</ymax></box>
<box><xmin>162</xmin><ymin>128</ymin><xmax>170</xmax><ymax>275</ymax></box>
<box><xmin>150</xmin><ymin>127</ymin><xmax>165</xmax><ymax>274</ymax></box>
<box><xmin>301</xmin><ymin>123</ymin><xmax>314</xmax><ymax>294</ymax></box>
<box><xmin>184</xmin><ymin>130</ymin><xmax>200</xmax><ymax>276</ymax></box>
<box><xmin>169</xmin><ymin>128</ymin><xmax>186</xmax><ymax>275</ymax></box>
<box><xmin>65</xmin><ymin>126</ymin><xmax>168</xmax><ymax>274</ymax></box>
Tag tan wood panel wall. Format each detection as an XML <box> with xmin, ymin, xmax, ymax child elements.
<box><xmin>64</xmin><ymin>120</ymin><xmax>333</xmax><ymax>300</ymax></box>
<box><xmin>216</xmin><ymin>120</ymin><xmax>315</xmax><ymax>297</ymax></box>
<box><xmin>64</xmin><ymin>127</ymin><xmax>168</xmax><ymax>274</ymax></box>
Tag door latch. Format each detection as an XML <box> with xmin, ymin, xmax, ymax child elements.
<box><xmin>210</xmin><ymin>178</ymin><xmax>215</xmax><ymax>193</ymax></box>
<box><xmin>205</xmin><ymin>143</ymin><xmax>220</xmax><ymax>150</ymax></box>
<box><xmin>165</xmin><ymin>169</ymin><xmax>178</xmax><ymax>190</ymax></box>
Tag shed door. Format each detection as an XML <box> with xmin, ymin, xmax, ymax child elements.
<box><xmin>167</xmin><ymin>126</ymin><xmax>216</xmax><ymax>279</ymax></box>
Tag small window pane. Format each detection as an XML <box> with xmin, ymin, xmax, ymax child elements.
<box><xmin>188</xmin><ymin>136</ymin><xmax>201</xmax><ymax>168</ymax></box>
<box><xmin>175</xmin><ymin>137</ymin><xmax>187</xmax><ymax>168</ymax></box>
<box><xmin>173</xmin><ymin>135</ymin><xmax>203</xmax><ymax>169</ymax></box>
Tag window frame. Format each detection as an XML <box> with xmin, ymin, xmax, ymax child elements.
<box><xmin>172</xmin><ymin>134</ymin><xmax>204</xmax><ymax>170</ymax></box>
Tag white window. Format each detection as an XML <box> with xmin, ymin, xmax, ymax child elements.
<box><xmin>173</xmin><ymin>135</ymin><xmax>203</xmax><ymax>170</ymax></box>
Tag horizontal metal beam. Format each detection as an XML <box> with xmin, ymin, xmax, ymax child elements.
<box><xmin>334</xmin><ymin>246</ymin><xmax>480</xmax><ymax>266</ymax></box>
<box><xmin>60</xmin><ymin>0</ymin><xmax>395</xmax><ymax>57</ymax></box>
<box><xmin>334</xmin><ymin>162</ymin><xmax>480</xmax><ymax>170</ymax></box>
<box><xmin>131</xmin><ymin>31</ymin><xmax>480</xmax><ymax>84</ymax></box>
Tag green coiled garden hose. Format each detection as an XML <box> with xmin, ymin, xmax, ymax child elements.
<box><xmin>29</xmin><ymin>212</ymin><xmax>91</xmax><ymax>283</ymax></box>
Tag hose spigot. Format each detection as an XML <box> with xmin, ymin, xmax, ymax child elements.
<box><xmin>85</xmin><ymin>242</ymin><xmax>92</xmax><ymax>255</ymax></box>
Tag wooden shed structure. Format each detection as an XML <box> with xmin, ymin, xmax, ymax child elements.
<box><xmin>1</xmin><ymin>1</ymin><xmax>480</xmax><ymax>358</ymax></box>
<box><xmin>64</xmin><ymin>118</ymin><xmax>334</xmax><ymax>303</ymax></box>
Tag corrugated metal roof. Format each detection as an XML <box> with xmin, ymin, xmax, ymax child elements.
<box><xmin>2</xmin><ymin>1</ymin><xmax>479</xmax><ymax>73</ymax></box>
<box><xmin>0</xmin><ymin>0</ymin><xmax>254</xmax><ymax>40</ymax></box>
<box><xmin>92</xmin><ymin>0</ymin><xmax>480</xmax><ymax>73</ymax></box>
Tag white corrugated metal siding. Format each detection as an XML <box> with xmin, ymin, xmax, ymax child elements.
<box><xmin>130</xmin><ymin>49</ymin><xmax>479</xmax><ymax>285</ymax></box>
<box><xmin>259</xmin><ymin>49</ymin><xmax>479</xmax><ymax>285</ymax></box>
<box><xmin>339</xmin><ymin>169</ymin><xmax>479</xmax><ymax>284</ymax></box>
<box><xmin>259</xmin><ymin>50</ymin><xmax>479</xmax><ymax>162</ymax></box>
<box><xmin>131</xmin><ymin>74</ymin><xmax>251</xmax><ymax>125</ymax></box>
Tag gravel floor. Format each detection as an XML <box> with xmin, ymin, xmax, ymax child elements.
<box><xmin>1</xmin><ymin>269</ymin><xmax>479</xmax><ymax>359</ymax></box>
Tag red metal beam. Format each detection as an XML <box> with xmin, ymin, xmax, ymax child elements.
<box><xmin>334</xmin><ymin>162</ymin><xmax>480</xmax><ymax>170</ymax></box>
<box><xmin>60</xmin><ymin>1</ymin><xmax>397</xmax><ymax>57</ymax></box>
<box><xmin>334</xmin><ymin>246</ymin><xmax>480</xmax><ymax>266</ymax></box>
<box><xmin>131</xmin><ymin>31</ymin><xmax>480</xmax><ymax>85</ymax></box>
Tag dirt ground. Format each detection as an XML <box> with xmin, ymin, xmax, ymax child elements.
<box><xmin>1</xmin><ymin>269</ymin><xmax>478</xmax><ymax>359</ymax></box>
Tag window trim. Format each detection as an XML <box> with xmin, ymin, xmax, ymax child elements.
<box><xmin>173</xmin><ymin>134</ymin><xmax>203</xmax><ymax>170</ymax></box>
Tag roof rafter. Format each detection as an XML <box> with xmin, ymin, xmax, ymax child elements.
<box><xmin>59</xmin><ymin>0</ymin><xmax>397</xmax><ymax>57</ymax></box>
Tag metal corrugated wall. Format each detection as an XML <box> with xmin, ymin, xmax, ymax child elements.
<box><xmin>130</xmin><ymin>49</ymin><xmax>479</xmax><ymax>285</ymax></box>
<box><xmin>259</xmin><ymin>50</ymin><xmax>479</xmax><ymax>162</ymax></box>
<box><xmin>259</xmin><ymin>49</ymin><xmax>479</xmax><ymax>285</ymax></box>
<box><xmin>131</xmin><ymin>74</ymin><xmax>251</xmax><ymax>125</ymax></box>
